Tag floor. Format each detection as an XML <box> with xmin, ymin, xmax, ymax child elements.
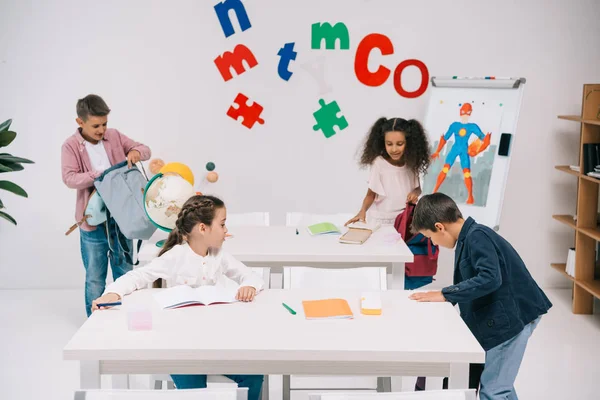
<box><xmin>0</xmin><ymin>288</ymin><xmax>598</xmax><ymax>400</ymax></box>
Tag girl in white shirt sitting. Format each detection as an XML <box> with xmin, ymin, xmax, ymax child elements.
<box><xmin>346</xmin><ymin>117</ymin><xmax>431</xmax><ymax>226</ymax></box>
<box><xmin>91</xmin><ymin>194</ymin><xmax>265</xmax><ymax>399</ymax></box>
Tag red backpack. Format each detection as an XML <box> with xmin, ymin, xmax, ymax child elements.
<box><xmin>394</xmin><ymin>202</ymin><xmax>439</xmax><ymax>278</ymax></box>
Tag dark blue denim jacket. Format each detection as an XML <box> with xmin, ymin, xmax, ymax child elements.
<box><xmin>442</xmin><ymin>217</ymin><xmax>552</xmax><ymax>350</ymax></box>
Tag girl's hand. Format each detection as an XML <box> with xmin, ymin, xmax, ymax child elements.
<box><xmin>91</xmin><ymin>292</ymin><xmax>121</xmax><ymax>312</ymax></box>
<box><xmin>345</xmin><ymin>212</ymin><xmax>366</xmax><ymax>226</ymax></box>
<box><xmin>407</xmin><ymin>188</ymin><xmax>421</xmax><ymax>204</ymax></box>
<box><xmin>236</xmin><ymin>286</ymin><xmax>257</xmax><ymax>302</ymax></box>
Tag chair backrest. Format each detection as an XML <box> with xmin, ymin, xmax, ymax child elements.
<box><xmin>74</xmin><ymin>387</ymin><xmax>247</xmax><ymax>400</ymax></box>
<box><xmin>307</xmin><ymin>389</ymin><xmax>477</xmax><ymax>400</ymax></box>
<box><xmin>286</xmin><ymin>212</ymin><xmax>353</xmax><ymax>228</ymax></box>
<box><xmin>284</xmin><ymin>212</ymin><xmax>387</xmax><ymax>290</ymax></box>
<box><xmin>226</xmin><ymin>212</ymin><xmax>271</xmax><ymax>287</ymax></box>
<box><xmin>227</xmin><ymin>212</ymin><xmax>269</xmax><ymax>227</ymax></box>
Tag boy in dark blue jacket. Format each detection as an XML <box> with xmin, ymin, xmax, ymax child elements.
<box><xmin>409</xmin><ymin>193</ymin><xmax>552</xmax><ymax>400</ymax></box>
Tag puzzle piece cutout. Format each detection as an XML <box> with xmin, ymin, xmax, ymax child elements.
<box><xmin>227</xmin><ymin>93</ymin><xmax>265</xmax><ymax>129</ymax></box>
<box><xmin>312</xmin><ymin>99</ymin><xmax>348</xmax><ymax>138</ymax></box>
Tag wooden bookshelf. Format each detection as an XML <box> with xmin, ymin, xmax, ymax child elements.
<box><xmin>551</xmin><ymin>263</ymin><xmax>574</xmax><ymax>282</ymax></box>
<box><xmin>552</xmin><ymin>214</ymin><xmax>577</xmax><ymax>230</ymax></box>
<box><xmin>555</xmin><ymin>165</ymin><xmax>580</xmax><ymax>177</ymax></box>
<box><xmin>554</xmin><ymin>84</ymin><xmax>600</xmax><ymax>314</ymax></box>
<box><xmin>558</xmin><ymin>115</ymin><xmax>600</xmax><ymax>126</ymax></box>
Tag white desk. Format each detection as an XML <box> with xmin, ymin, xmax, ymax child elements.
<box><xmin>139</xmin><ymin>226</ymin><xmax>414</xmax><ymax>289</ymax></box>
<box><xmin>64</xmin><ymin>289</ymin><xmax>485</xmax><ymax>393</ymax></box>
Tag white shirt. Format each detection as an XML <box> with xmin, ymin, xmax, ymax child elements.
<box><xmin>84</xmin><ymin>140</ymin><xmax>111</xmax><ymax>172</ymax></box>
<box><xmin>367</xmin><ymin>156</ymin><xmax>419</xmax><ymax>224</ymax></box>
<box><xmin>103</xmin><ymin>243</ymin><xmax>264</xmax><ymax>299</ymax></box>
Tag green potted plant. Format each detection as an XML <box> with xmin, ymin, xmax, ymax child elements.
<box><xmin>0</xmin><ymin>119</ymin><xmax>34</xmax><ymax>225</ymax></box>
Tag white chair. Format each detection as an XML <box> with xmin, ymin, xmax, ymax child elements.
<box><xmin>152</xmin><ymin>212</ymin><xmax>271</xmax><ymax>399</ymax></box>
<box><xmin>226</xmin><ymin>212</ymin><xmax>271</xmax><ymax>288</ymax></box>
<box><xmin>307</xmin><ymin>389</ymin><xmax>477</xmax><ymax>400</ymax></box>
<box><xmin>282</xmin><ymin>212</ymin><xmax>388</xmax><ymax>397</ymax></box>
<box><xmin>74</xmin><ymin>387</ymin><xmax>246</xmax><ymax>400</ymax></box>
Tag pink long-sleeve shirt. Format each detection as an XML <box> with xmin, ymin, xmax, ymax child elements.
<box><xmin>61</xmin><ymin>128</ymin><xmax>151</xmax><ymax>232</ymax></box>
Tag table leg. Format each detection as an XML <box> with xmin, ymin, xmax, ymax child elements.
<box><xmin>391</xmin><ymin>262</ymin><xmax>405</xmax><ymax>290</ymax></box>
<box><xmin>376</xmin><ymin>377</ymin><xmax>392</xmax><ymax>392</ymax></box>
<box><xmin>261</xmin><ymin>374</ymin><xmax>269</xmax><ymax>400</ymax></box>
<box><xmin>112</xmin><ymin>374</ymin><xmax>129</xmax><ymax>389</ymax></box>
<box><xmin>448</xmin><ymin>362</ymin><xmax>469</xmax><ymax>389</ymax></box>
<box><xmin>80</xmin><ymin>360</ymin><xmax>100</xmax><ymax>389</ymax></box>
<box><xmin>282</xmin><ymin>375</ymin><xmax>291</xmax><ymax>400</ymax></box>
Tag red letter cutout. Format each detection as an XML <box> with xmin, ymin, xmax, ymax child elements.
<box><xmin>393</xmin><ymin>59</ymin><xmax>429</xmax><ymax>98</ymax></box>
<box><xmin>354</xmin><ymin>33</ymin><xmax>394</xmax><ymax>87</ymax></box>
<box><xmin>214</xmin><ymin>44</ymin><xmax>258</xmax><ymax>82</ymax></box>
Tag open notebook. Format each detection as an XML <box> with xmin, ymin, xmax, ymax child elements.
<box><xmin>153</xmin><ymin>285</ymin><xmax>238</xmax><ymax>309</ymax></box>
<box><xmin>302</xmin><ymin>298</ymin><xmax>354</xmax><ymax>320</ymax></box>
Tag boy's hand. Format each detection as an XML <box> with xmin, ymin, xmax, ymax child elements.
<box><xmin>236</xmin><ymin>286</ymin><xmax>257</xmax><ymax>302</ymax></box>
<box><xmin>127</xmin><ymin>150</ymin><xmax>141</xmax><ymax>168</ymax></box>
<box><xmin>409</xmin><ymin>291</ymin><xmax>446</xmax><ymax>302</ymax></box>
<box><xmin>91</xmin><ymin>292</ymin><xmax>121</xmax><ymax>312</ymax></box>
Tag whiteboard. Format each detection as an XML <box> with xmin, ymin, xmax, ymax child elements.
<box><xmin>421</xmin><ymin>77</ymin><xmax>526</xmax><ymax>230</ymax></box>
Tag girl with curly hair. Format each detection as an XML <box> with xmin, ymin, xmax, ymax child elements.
<box><xmin>346</xmin><ymin>117</ymin><xmax>431</xmax><ymax>226</ymax></box>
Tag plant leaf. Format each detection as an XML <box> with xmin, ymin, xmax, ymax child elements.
<box><xmin>0</xmin><ymin>210</ymin><xmax>16</xmax><ymax>225</ymax></box>
<box><xmin>0</xmin><ymin>164</ymin><xmax>12</xmax><ymax>173</ymax></box>
<box><xmin>0</xmin><ymin>197</ymin><xmax>3</xmax><ymax>208</ymax></box>
<box><xmin>0</xmin><ymin>161</ymin><xmax>24</xmax><ymax>172</ymax></box>
<box><xmin>0</xmin><ymin>131</ymin><xmax>16</xmax><ymax>148</ymax></box>
<box><xmin>0</xmin><ymin>181</ymin><xmax>28</xmax><ymax>197</ymax></box>
<box><xmin>0</xmin><ymin>119</ymin><xmax>12</xmax><ymax>133</ymax></box>
<box><xmin>0</xmin><ymin>154</ymin><xmax>34</xmax><ymax>164</ymax></box>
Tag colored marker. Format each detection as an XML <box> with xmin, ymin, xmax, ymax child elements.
<box><xmin>282</xmin><ymin>303</ymin><xmax>297</xmax><ymax>315</ymax></box>
<box><xmin>97</xmin><ymin>302</ymin><xmax>122</xmax><ymax>308</ymax></box>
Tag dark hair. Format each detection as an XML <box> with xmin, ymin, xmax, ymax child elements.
<box><xmin>412</xmin><ymin>193</ymin><xmax>463</xmax><ymax>232</ymax></box>
<box><xmin>359</xmin><ymin>117</ymin><xmax>431</xmax><ymax>175</ymax></box>
<box><xmin>76</xmin><ymin>94</ymin><xmax>111</xmax><ymax>121</ymax></box>
<box><xmin>158</xmin><ymin>195</ymin><xmax>225</xmax><ymax>257</ymax></box>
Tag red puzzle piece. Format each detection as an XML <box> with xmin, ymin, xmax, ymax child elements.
<box><xmin>226</xmin><ymin>93</ymin><xmax>265</xmax><ymax>129</ymax></box>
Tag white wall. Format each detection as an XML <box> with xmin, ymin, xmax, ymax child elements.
<box><xmin>0</xmin><ymin>0</ymin><xmax>598</xmax><ymax>289</ymax></box>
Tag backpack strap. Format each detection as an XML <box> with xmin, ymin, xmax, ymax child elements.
<box><xmin>105</xmin><ymin>209</ymin><xmax>140</xmax><ymax>266</ymax></box>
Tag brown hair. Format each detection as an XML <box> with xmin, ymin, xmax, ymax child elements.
<box><xmin>359</xmin><ymin>117</ymin><xmax>431</xmax><ymax>175</ymax></box>
<box><xmin>158</xmin><ymin>195</ymin><xmax>225</xmax><ymax>257</ymax></box>
<box><xmin>76</xmin><ymin>94</ymin><xmax>111</xmax><ymax>121</ymax></box>
<box><xmin>412</xmin><ymin>193</ymin><xmax>463</xmax><ymax>232</ymax></box>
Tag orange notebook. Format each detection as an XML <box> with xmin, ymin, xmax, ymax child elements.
<box><xmin>302</xmin><ymin>298</ymin><xmax>354</xmax><ymax>320</ymax></box>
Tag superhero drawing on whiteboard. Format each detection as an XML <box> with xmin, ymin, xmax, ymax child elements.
<box><xmin>431</xmin><ymin>103</ymin><xmax>492</xmax><ymax>204</ymax></box>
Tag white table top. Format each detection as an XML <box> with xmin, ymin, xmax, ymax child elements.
<box><xmin>64</xmin><ymin>289</ymin><xmax>484</xmax><ymax>364</ymax></box>
<box><xmin>139</xmin><ymin>226</ymin><xmax>414</xmax><ymax>264</ymax></box>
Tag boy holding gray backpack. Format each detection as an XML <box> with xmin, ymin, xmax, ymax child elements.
<box><xmin>61</xmin><ymin>94</ymin><xmax>152</xmax><ymax>317</ymax></box>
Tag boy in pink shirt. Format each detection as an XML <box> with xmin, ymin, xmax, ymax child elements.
<box><xmin>61</xmin><ymin>94</ymin><xmax>151</xmax><ymax>317</ymax></box>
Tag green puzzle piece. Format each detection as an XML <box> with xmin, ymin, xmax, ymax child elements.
<box><xmin>312</xmin><ymin>99</ymin><xmax>349</xmax><ymax>138</ymax></box>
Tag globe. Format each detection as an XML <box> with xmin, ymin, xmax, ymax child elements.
<box><xmin>143</xmin><ymin>172</ymin><xmax>196</xmax><ymax>246</ymax></box>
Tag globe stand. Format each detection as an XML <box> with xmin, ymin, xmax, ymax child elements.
<box><xmin>155</xmin><ymin>239</ymin><xmax>166</xmax><ymax>248</ymax></box>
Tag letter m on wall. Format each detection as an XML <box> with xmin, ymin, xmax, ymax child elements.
<box><xmin>311</xmin><ymin>22</ymin><xmax>350</xmax><ymax>50</ymax></box>
<box><xmin>214</xmin><ymin>44</ymin><xmax>258</xmax><ymax>82</ymax></box>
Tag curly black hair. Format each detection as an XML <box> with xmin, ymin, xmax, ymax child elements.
<box><xmin>359</xmin><ymin>117</ymin><xmax>431</xmax><ymax>175</ymax></box>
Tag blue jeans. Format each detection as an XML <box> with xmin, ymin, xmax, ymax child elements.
<box><xmin>479</xmin><ymin>316</ymin><xmax>541</xmax><ymax>400</ymax></box>
<box><xmin>80</xmin><ymin>218</ymin><xmax>133</xmax><ymax>317</ymax></box>
<box><xmin>170</xmin><ymin>374</ymin><xmax>264</xmax><ymax>400</ymax></box>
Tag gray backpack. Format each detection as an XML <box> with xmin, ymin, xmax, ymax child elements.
<box><xmin>94</xmin><ymin>161</ymin><xmax>157</xmax><ymax>263</ymax></box>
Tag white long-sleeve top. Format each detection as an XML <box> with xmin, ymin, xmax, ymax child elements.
<box><xmin>103</xmin><ymin>243</ymin><xmax>264</xmax><ymax>299</ymax></box>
